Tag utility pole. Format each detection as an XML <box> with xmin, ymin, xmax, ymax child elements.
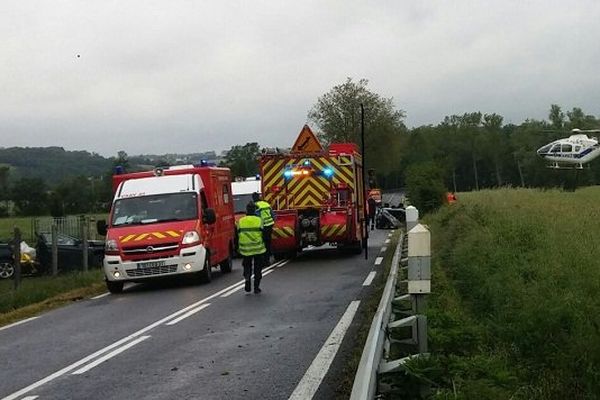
<box><xmin>361</xmin><ymin>104</ymin><xmax>368</xmax><ymax>260</ymax></box>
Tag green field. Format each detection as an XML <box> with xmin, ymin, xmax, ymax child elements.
<box><xmin>393</xmin><ymin>187</ymin><xmax>600</xmax><ymax>399</ymax></box>
<box><xmin>0</xmin><ymin>214</ymin><xmax>109</xmax><ymax>242</ymax></box>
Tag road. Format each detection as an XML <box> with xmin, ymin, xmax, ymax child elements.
<box><xmin>0</xmin><ymin>228</ymin><xmax>395</xmax><ymax>400</ymax></box>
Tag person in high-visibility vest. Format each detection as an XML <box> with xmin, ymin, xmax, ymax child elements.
<box><xmin>236</xmin><ymin>202</ymin><xmax>266</xmax><ymax>293</ymax></box>
<box><xmin>252</xmin><ymin>192</ymin><xmax>275</xmax><ymax>262</ymax></box>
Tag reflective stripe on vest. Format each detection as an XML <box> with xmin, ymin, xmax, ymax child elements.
<box><xmin>256</xmin><ymin>200</ymin><xmax>274</xmax><ymax>226</ymax></box>
<box><xmin>237</xmin><ymin>215</ymin><xmax>266</xmax><ymax>256</ymax></box>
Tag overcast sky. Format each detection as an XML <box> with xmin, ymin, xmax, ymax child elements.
<box><xmin>2</xmin><ymin>1</ymin><xmax>599</xmax><ymax>156</ymax></box>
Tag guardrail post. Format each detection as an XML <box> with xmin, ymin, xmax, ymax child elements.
<box><xmin>52</xmin><ymin>223</ymin><xmax>58</xmax><ymax>276</ymax></box>
<box><xmin>81</xmin><ymin>216</ymin><xmax>89</xmax><ymax>272</ymax></box>
<box><xmin>408</xmin><ymin>223</ymin><xmax>430</xmax><ymax>354</ymax></box>
<box><xmin>13</xmin><ymin>227</ymin><xmax>22</xmax><ymax>290</ymax></box>
<box><xmin>405</xmin><ymin>205</ymin><xmax>419</xmax><ymax>231</ymax></box>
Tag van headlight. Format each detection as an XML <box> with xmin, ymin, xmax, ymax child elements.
<box><xmin>182</xmin><ymin>231</ymin><xmax>201</xmax><ymax>245</ymax></box>
<box><xmin>105</xmin><ymin>239</ymin><xmax>118</xmax><ymax>252</ymax></box>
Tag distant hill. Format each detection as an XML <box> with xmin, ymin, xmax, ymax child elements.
<box><xmin>0</xmin><ymin>147</ymin><xmax>112</xmax><ymax>185</ymax></box>
<box><xmin>0</xmin><ymin>147</ymin><xmax>221</xmax><ymax>186</ymax></box>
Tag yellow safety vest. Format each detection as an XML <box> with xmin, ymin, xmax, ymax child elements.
<box><xmin>255</xmin><ymin>200</ymin><xmax>274</xmax><ymax>227</ymax></box>
<box><xmin>237</xmin><ymin>215</ymin><xmax>266</xmax><ymax>256</ymax></box>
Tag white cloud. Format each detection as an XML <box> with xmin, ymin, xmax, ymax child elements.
<box><xmin>1</xmin><ymin>0</ymin><xmax>599</xmax><ymax>155</ymax></box>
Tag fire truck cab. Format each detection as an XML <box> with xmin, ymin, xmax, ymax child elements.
<box><xmin>99</xmin><ymin>164</ymin><xmax>235</xmax><ymax>293</ymax></box>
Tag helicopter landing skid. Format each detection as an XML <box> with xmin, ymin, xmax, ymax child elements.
<box><xmin>546</xmin><ymin>162</ymin><xmax>587</xmax><ymax>170</ymax></box>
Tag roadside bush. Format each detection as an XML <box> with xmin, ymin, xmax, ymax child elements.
<box><xmin>404</xmin><ymin>162</ymin><xmax>447</xmax><ymax>214</ymax></box>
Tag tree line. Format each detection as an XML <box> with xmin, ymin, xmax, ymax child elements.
<box><xmin>2</xmin><ymin>78</ymin><xmax>598</xmax><ymax>217</ymax></box>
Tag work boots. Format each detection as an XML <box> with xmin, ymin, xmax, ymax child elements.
<box><xmin>244</xmin><ymin>279</ymin><xmax>251</xmax><ymax>292</ymax></box>
<box><xmin>254</xmin><ymin>278</ymin><xmax>261</xmax><ymax>294</ymax></box>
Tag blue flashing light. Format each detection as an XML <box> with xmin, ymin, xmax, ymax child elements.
<box><xmin>255</xmin><ymin>174</ymin><xmax>261</xmax><ymax>180</ymax></box>
<box><xmin>114</xmin><ymin>165</ymin><xmax>124</xmax><ymax>175</ymax></box>
<box><xmin>283</xmin><ymin>170</ymin><xmax>293</xmax><ymax>179</ymax></box>
<box><xmin>322</xmin><ymin>168</ymin><xmax>334</xmax><ymax>178</ymax></box>
<box><xmin>303</xmin><ymin>160</ymin><xmax>311</xmax><ymax>166</ymax></box>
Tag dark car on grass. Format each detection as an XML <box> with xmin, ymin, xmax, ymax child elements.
<box><xmin>0</xmin><ymin>233</ymin><xmax>105</xmax><ymax>279</ymax></box>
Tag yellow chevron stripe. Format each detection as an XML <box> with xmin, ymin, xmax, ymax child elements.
<box><xmin>283</xmin><ymin>226</ymin><xmax>295</xmax><ymax>235</ymax></box>
<box><xmin>263</xmin><ymin>159</ymin><xmax>286</xmax><ymax>185</ymax></box>
<box><xmin>120</xmin><ymin>234</ymin><xmax>136</xmax><ymax>243</ymax></box>
<box><xmin>294</xmin><ymin>184</ymin><xmax>325</xmax><ymax>207</ymax></box>
<box><xmin>166</xmin><ymin>230</ymin><xmax>181</xmax><ymax>237</ymax></box>
<box><xmin>134</xmin><ymin>233</ymin><xmax>149</xmax><ymax>241</ymax></box>
<box><xmin>338</xmin><ymin>225</ymin><xmax>347</xmax><ymax>236</ymax></box>
<box><xmin>152</xmin><ymin>232</ymin><xmax>166</xmax><ymax>239</ymax></box>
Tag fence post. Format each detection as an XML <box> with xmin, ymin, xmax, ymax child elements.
<box><xmin>13</xmin><ymin>227</ymin><xmax>21</xmax><ymax>290</ymax></box>
<box><xmin>81</xmin><ymin>217</ymin><xmax>89</xmax><ymax>272</ymax></box>
<box><xmin>52</xmin><ymin>223</ymin><xmax>58</xmax><ymax>276</ymax></box>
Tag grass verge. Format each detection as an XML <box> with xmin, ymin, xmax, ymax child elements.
<box><xmin>394</xmin><ymin>187</ymin><xmax>600</xmax><ymax>399</ymax></box>
<box><xmin>0</xmin><ymin>269</ymin><xmax>105</xmax><ymax>327</ymax></box>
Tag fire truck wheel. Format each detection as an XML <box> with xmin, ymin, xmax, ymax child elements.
<box><xmin>220</xmin><ymin>246</ymin><xmax>233</xmax><ymax>274</ymax></box>
<box><xmin>106</xmin><ymin>280</ymin><xmax>124</xmax><ymax>294</ymax></box>
<box><xmin>0</xmin><ymin>262</ymin><xmax>14</xmax><ymax>279</ymax></box>
<box><xmin>198</xmin><ymin>255</ymin><xmax>212</xmax><ymax>283</ymax></box>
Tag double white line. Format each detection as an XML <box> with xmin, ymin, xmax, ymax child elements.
<box><xmin>2</xmin><ymin>259</ymin><xmax>290</xmax><ymax>400</ymax></box>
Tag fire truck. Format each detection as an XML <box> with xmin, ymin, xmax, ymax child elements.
<box><xmin>98</xmin><ymin>164</ymin><xmax>235</xmax><ymax>293</ymax></box>
<box><xmin>259</xmin><ymin>125</ymin><xmax>366</xmax><ymax>257</ymax></box>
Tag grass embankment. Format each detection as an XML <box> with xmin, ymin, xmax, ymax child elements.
<box><xmin>396</xmin><ymin>187</ymin><xmax>600</xmax><ymax>399</ymax></box>
<box><xmin>0</xmin><ymin>270</ymin><xmax>105</xmax><ymax>327</ymax></box>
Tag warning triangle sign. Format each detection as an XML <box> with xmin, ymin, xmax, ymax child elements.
<box><xmin>291</xmin><ymin>125</ymin><xmax>324</xmax><ymax>153</ymax></box>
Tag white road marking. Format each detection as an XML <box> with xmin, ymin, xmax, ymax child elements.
<box><xmin>165</xmin><ymin>304</ymin><xmax>211</xmax><ymax>326</ymax></box>
<box><xmin>72</xmin><ymin>335</ymin><xmax>151</xmax><ymax>375</ymax></box>
<box><xmin>20</xmin><ymin>396</ymin><xmax>38</xmax><ymax>400</ymax></box>
<box><xmin>362</xmin><ymin>271</ymin><xmax>377</xmax><ymax>286</ymax></box>
<box><xmin>380</xmin><ymin>246</ymin><xmax>387</xmax><ymax>253</ymax></box>
<box><xmin>288</xmin><ymin>301</ymin><xmax>361</xmax><ymax>400</ymax></box>
<box><xmin>90</xmin><ymin>292</ymin><xmax>110</xmax><ymax>300</ymax></box>
<box><xmin>388</xmin><ymin>233</ymin><xmax>392</xmax><ymax>237</ymax></box>
<box><xmin>0</xmin><ymin>317</ymin><xmax>39</xmax><ymax>333</ymax></box>
<box><xmin>2</xmin><ymin>259</ymin><xmax>292</xmax><ymax>400</ymax></box>
<box><xmin>220</xmin><ymin>260</ymin><xmax>287</xmax><ymax>297</ymax></box>
<box><xmin>384</xmin><ymin>239</ymin><xmax>391</xmax><ymax>244</ymax></box>
<box><xmin>374</xmin><ymin>257</ymin><xmax>384</xmax><ymax>265</ymax></box>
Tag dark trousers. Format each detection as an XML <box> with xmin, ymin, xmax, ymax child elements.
<box><xmin>242</xmin><ymin>254</ymin><xmax>264</xmax><ymax>285</ymax></box>
<box><xmin>263</xmin><ymin>225</ymin><xmax>273</xmax><ymax>259</ymax></box>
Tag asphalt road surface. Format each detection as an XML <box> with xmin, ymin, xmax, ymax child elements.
<box><xmin>0</xmin><ymin>228</ymin><xmax>395</xmax><ymax>400</ymax></box>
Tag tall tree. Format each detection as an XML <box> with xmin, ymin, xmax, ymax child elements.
<box><xmin>308</xmin><ymin>78</ymin><xmax>406</xmax><ymax>175</ymax></box>
<box><xmin>549</xmin><ymin>104</ymin><xmax>565</xmax><ymax>129</ymax></box>
<box><xmin>221</xmin><ymin>143</ymin><xmax>261</xmax><ymax>177</ymax></box>
<box><xmin>11</xmin><ymin>177</ymin><xmax>48</xmax><ymax>216</ymax></box>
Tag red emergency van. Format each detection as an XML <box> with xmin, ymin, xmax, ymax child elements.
<box><xmin>98</xmin><ymin>164</ymin><xmax>235</xmax><ymax>293</ymax></box>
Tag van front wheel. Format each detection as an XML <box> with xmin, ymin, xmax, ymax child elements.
<box><xmin>106</xmin><ymin>280</ymin><xmax>124</xmax><ymax>294</ymax></box>
<box><xmin>198</xmin><ymin>254</ymin><xmax>212</xmax><ymax>283</ymax></box>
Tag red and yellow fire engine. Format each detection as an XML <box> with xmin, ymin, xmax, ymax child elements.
<box><xmin>259</xmin><ymin>125</ymin><xmax>366</xmax><ymax>257</ymax></box>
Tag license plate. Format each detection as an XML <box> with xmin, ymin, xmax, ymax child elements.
<box><xmin>137</xmin><ymin>260</ymin><xmax>166</xmax><ymax>269</ymax></box>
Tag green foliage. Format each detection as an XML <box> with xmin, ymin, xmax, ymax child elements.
<box><xmin>10</xmin><ymin>177</ymin><xmax>49</xmax><ymax>216</ymax></box>
<box><xmin>0</xmin><ymin>147</ymin><xmax>111</xmax><ymax>185</ymax></box>
<box><xmin>221</xmin><ymin>142</ymin><xmax>260</xmax><ymax>177</ymax></box>
<box><xmin>307</xmin><ymin>77</ymin><xmax>407</xmax><ymax>177</ymax></box>
<box><xmin>416</xmin><ymin>187</ymin><xmax>600</xmax><ymax>399</ymax></box>
<box><xmin>405</xmin><ymin>162</ymin><xmax>447</xmax><ymax>214</ymax></box>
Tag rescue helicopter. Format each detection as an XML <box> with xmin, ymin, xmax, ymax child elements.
<box><xmin>536</xmin><ymin>129</ymin><xmax>600</xmax><ymax>169</ymax></box>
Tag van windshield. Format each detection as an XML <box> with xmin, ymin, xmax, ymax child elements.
<box><xmin>112</xmin><ymin>192</ymin><xmax>198</xmax><ymax>226</ymax></box>
<box><xmin>233</xmin><ymin>193</ymin><xmax>254</xmax><ymax>213</ymax></box>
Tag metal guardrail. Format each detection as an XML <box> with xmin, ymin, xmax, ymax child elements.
<box><xmin>351</xmin><ymin>208</ymin><xmax>431</xmax><ymax>399</ymax></box>
<box><xmin>350</xmin><ymin>232</ymin><xmax>404</xmax><ymax>399</ymax></box>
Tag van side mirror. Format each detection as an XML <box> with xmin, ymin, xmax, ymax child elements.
<box><xmin>97</xmin><ymin>220</ymin><xmax>108</xmax><ymax>236</ymax></box>
<box><xmin>203</xmin><ymin>208</ymin><xmax>217</xmax><ymax>225</ymax></box>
